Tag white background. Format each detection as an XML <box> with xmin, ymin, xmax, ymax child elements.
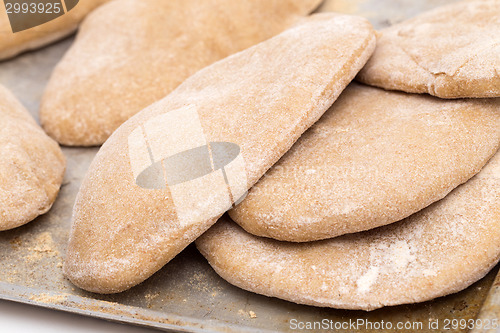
<box><xmin>0</xmin><ymin>299</ymin><xmax>160</xmax><ymax>332</ymax></box>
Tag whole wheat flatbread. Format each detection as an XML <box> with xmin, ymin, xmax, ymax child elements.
<box><xmin>0</xmin><ymin>84</ymin><xmax>65</xmax><ymax>231</ymax></box>
<box><xmin>40</xmin><ymin>0</ymin><xmax>323</xmax><ymax>146</ymax></box>
<box><xmin>0</xmin><ymin>0</ymin><xmax>110</xmax><ymax>61</ymax></box>
<box><xmin>230</xmin><ymin>84</ymin><xmax>500</xmax><ymax>242</ymax></box>
<box><xmin>357</xmin><ymin>0</ymin><xmax>500</xmax><ymax>98</ymax></box>
<box><xmin>197</xmin><ymin>149</ymin><xmax>500</xmax><ymax>310</ymax></box>
<box><xmin>63</xmin><ymin>14</ymin><xmax>376</xmax><ymax>294</ymax></box>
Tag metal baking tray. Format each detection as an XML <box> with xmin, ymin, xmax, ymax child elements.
<box><xmin>1</xmin><ymin>0</ymin><xmax>499</xmax><ymax>332</ymax></box>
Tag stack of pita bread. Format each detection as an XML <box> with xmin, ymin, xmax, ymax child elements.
<box><xmin>58</xmin><ymin>0</ymin><xmax>500</xmax><ymax>310</ymax></box>
<box><xmin>1</xmin><ymin>0</ymin><xmax>499</xmax><ymax>312</ymax></box>
<box><xmin>197</xmin><ymin>0</ymin><xmax>500</xmax><ymax>310</ymax></box>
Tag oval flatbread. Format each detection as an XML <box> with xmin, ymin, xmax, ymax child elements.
<box><xmin>230</xmin><ymin>84</ymin><xmax>500</xmax><ymax>241</ymax></box>
<box><xmin>63</xmin><ymin>14</ymin><xmax>376</xmax><ymax>294</ymax></box>
<box><xmin>197</xmin><ymin>150</ymin><xmax>500</xmax><ymax>310</ymax></box>
<box><xmin>357</xmin><ymin>0</ymin><xmax>500</xmax><ymax>98</ymax></box>
<box><xmin>40</xmin><ymin>0</ymin><xmax>322</xmax><ymax>146</ymax></box>
<box><xmin>0</xmin><ymin>85</ymin><xmax>65</xmax><ymax>231</ymax></box>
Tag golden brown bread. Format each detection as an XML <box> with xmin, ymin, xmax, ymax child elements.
<box><xmin>40</xmin><ymin>0</ymin><xmax>323</xmax><ymax>146</ymax></box>
<box><xmin>357</xmin><ymin>0</ymin><xmax>500</xmax><ymax>98</ymax></box>
<box><xmin>230</xmin><ymin>84</ymin><xmax>500</xmax><ymax>241</ymax></box>
<box><xmin>0</xmin><ymin>84</ymin><xmax>65</xmax><ymax>231</ymax></box>
<box><xmin>197</xmin><ymin>150</ymin><xmax>500</xmax><ymax>310</ymax></box>
<box><xmin>63</xmin><ymin>13</ymin><xmax>376</xmax><ymax>293</ymax></box>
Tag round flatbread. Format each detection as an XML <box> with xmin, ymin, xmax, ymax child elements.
<box><xmin>357</xmin><ymin>0</ymin><xmax>500</xmax><ymax>98</ymax></box>
<box><xmin>198</xmin><ymin>150</ymin><xmax>500</xmax><ymax>310</ymax></box>
<box><xmin>0</xmin><ymin>85</ymin><xmax>65</xmax><ymax>231</ymax></box>
<box><xmin>229</xmin><ymin>84</ymin><xmax>500</xmax><ymax>241</ymax></box>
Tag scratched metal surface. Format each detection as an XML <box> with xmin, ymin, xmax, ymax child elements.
<box><xmin>471</xmin><ymin>272</ymin><xmax>500</xmax><ymax>333</ymax></box>
<box><xmin>1</xmin><ymin>0</ymin><xmax>498</xmax><ymax>332</ymax></box>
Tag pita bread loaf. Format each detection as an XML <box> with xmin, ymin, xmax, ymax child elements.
<box><xmin>357</xmin><ymin>0</ymin><xmax>500</xmax><ymax>98</ymax></box>
<box><xmin>40</xmin><ymin>0</ymin><xmax>323</xmax><ymax>146</ymax></box>
<box><xmin>197</xmin><ymin>149</ymin><xmax>500</xmax><ymax>310</ymax></box>
<box><xmin>63</xmin><ymin>14</ymin><xmax>376</xmax><ymax>294</ymax></box>
<box><xmin>0</xmin><ymin>85</ymin><xmax>65</xmax><ymax>231</ymax></box>
<box><xmin>230</xmin><ymin>84</ymin><xmax>500</xmax><ymax>242</ymax></box>
<box><xmin>0</xmin><ymin>0</ymin><xmax>110</xmax><ymax>61</ymax></box>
